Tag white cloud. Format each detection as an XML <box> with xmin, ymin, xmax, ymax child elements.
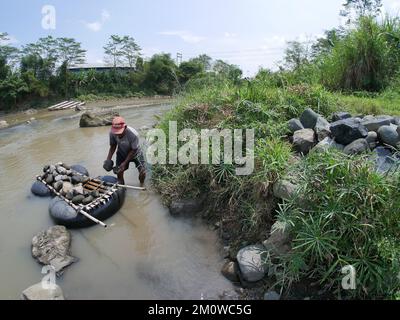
<box><xmin>0</xmin><ymin>34</ymin><xmax>19</xmax><ymax>45</ymax></box>
<box><xmin>159</xmin><ymin>31</ymin><xmax>206</xmax><ymax>44</ymax></box>
<box><xmin>84</xmin><ymin>9</ymin><xmax>110</xmax><ymax>32</ymax></box>
<box><xmin>224</xmin><ymin>32</ymin><xmax>237</xmax><ymax>38</ymax></box>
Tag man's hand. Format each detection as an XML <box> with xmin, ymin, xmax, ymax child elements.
<box><xmin>118</xmin><ymin>162</ymin><xmax>127</xmax><ymax>174</ymax></box>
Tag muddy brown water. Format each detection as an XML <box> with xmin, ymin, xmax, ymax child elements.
<box><xmin>0</xmin><ymin>103</ymin><xmax>236</xmax><ymax>300</ymax></box>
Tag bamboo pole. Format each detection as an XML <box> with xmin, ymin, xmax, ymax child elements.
<box><xmin>37</xmin><ymin>176</ymin><xmax>107</xmax><ymax>228</ymax></box>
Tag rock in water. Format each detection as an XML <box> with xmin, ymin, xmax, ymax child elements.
<box><xmin>62</xmin><ymin>182</ymin><xmax>73</xmax><ymax>194</ymax></box>
<box><xmin>343</xmin><ymin>139</ymin><xmax>370</xmax><ymax>155</ymax></box>
<box><xmin>0</xmin><ymin>120</ymin><xmax>9</xmax><ymax>129</ymax></box>
<box><xmin>378</xmin><ymin>125</ymin><xmax>400</xmax><ymax>148</ymax></box>
<box><xmin>221</xmin><ymin>261</ymin><xmax>240</xmax><ymax>282</ymax></box>
<box><xmin>330</xmin><ymin>118</ymin><xmax>368</xmax><ymax>145</ymax></box>
<box><xmin>314</xmin><ymin>116</ymin><xmax>331</xmax><ymax>141</ymax></box>
<box><xmin>362</xmin><ymin>115</ymin><xmax>394</xmax><ymax>132</ymax></box>
<box><xmin>300</xmin><ymin>108</ymin><xmax>320</xmax><ymax>129</ymax></box>
<box><xmin>169</xmin><ymin>198</ymin><xmax>205</xmax><ymax>216</ymax></box>
<box><xmin>31</xmin><ymin>226</ymin><xmax>77</xmax><ymax>274</ymax></box>
<box><xmin>292</xmin><ymin>129</ymin><xmax>315</xmax><ymax>154</ymax></box>
<box><xmin>331</xmin><ymin>112</ymin><xmax>351</xmax><ymax>122</ymax></box>
<box><xmin>21</xmin><ymin>283</ymin><xmax>64</xmax><ymax>300</ymax></box>
<box><xmin>287</xmin><ymin>119</ymin><xmax>304</xmax><ymax>133</ymax></box>
<box><xmin>236</xmin><ymin>245</ymin><xmax>268</xmax><ymax>282</ymax></box>
<box><xmin>79</xmin><ymin>111</ymin><xmax>119</xmax><ymax>128</ymax></box>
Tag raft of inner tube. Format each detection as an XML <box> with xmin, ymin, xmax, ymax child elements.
<box><xmin>49</xmin><ymin>175</ymin><xmax>126</xmax><ymax>229</ymax></box>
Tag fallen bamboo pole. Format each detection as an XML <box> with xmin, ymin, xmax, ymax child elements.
<box><xmin>37</xmin><ymin>176</ymin><xmax>107</xmax><ymax>228</ymax></box>
<box><xmin>115</xmin><ymin>184</ymin><xmax>147</xmax><ymax>191</ymax></box>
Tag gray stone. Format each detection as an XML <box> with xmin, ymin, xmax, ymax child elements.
<box><xmin>343</xmin><ymin>139</ymin><xmax>370</xmax><ymax>155</ymax></box>
<box><xmin>236</xmin><ymin>245</ymin><xmax>268</xmax><ymax>282</ymax></box>
<box><xmin>91</xmin><ymin>190</ymin><xmax>100</xmax><ymax>198</ymax></box>
<box><xmin>82</xmin><ymin>196</ymin><xmax>94</xmax><ymax>205</ymax></box>
<box><xmin>314</xmin><ymin>116</ymin><xmax>331</xmax><ymax>141</ymax></box>
<box><xmin>221</xmin><ymin>261</ymin><xmax>240</xmax><ymax>283</ymax></box>
<box><xmin>362</xmin><ymin>115</ymin><xmax>394</xmax><ymax>132</ymax></box>
<box><xmin>54</xmin><ymin>175</ymin><xmax>63</xmax><ymax>182</ymax></box>
<box><xmin>300</xmin><ymin>108</ymin><xmax>320</xmax><ymax>129</ymax></box>
<box><xmin>330</xmin><ymin>118</ymin><xmax>368</xmax><ymax>145</ymax></box>
<box><xmin>313</xmin><ymin>137</ymin><xmax>344</xmax><ymax>153</ymax></box>
<box><xmin>332</xmin><ymin>112</ymin><xmax>351</xmax><ymax>122</ymax></box>
<box><xmin>366</xmin><ymin>131</ymin><xmax>378</xmax><ymax>144</ymax></box>
<box><xmin>393</xmin><ymin>117</ymin><xmax>400</xmax><ymax>126</ymax></box>
<box><xmin>56</xmin><ymin>166</ymin><xmax>67</xmax><ymax>175</ymax></box>
<box><xmin>169</xmin><ymin>197</ymin><xmax>205</xmax><ymax>216</ymax></box>
<box><xmin>79</xmin><ymin>111</ymin><xmax>119</xmax><ymax>128</ymax></box>
<box><xmin>264</xmin><ymin>291</ymin><xmax>281</xmax><ymax>301</ymax></box>
<box><xmin>71</xmin><ymin>175</ymin><xmax>83</xmax><ymax>185</ymax></box>
<box><xmin>65</xmin><ymin>191</ymin><xmax>74</xmax><ymax>200</ymax></box>
<box><xmin>31</xmin><ymin>226</ymin><xmax>77</xmax><ymax>274</ymax></box>
<box><xmin>263</xmin><ymin>221</ymin><xmax>292</xmax><ymax>257</ymax></box>
<box><xmin>62</xmin><ymin>182</ymin><xmax>73</xmax><ymax>194</ymax></box>
<box><xmin>288</xmin><ymin>119</ymin><xmax>304</xmax><ymax>133</ymax></box>
<box><xmin>0</xmin><ymin>120</ymin><xmax>9</xmax><ymax>129</ymax></box>
<box><xmin>292</xmin><ymin>129</ymin><xmax>315</xmax><ymax>154</ymax></box>
<box><xmin>378</xmin><ymin>125</ymin><xmax>400</xmax><ymax>148</ymax></box>
<box><xmin>45</xmin><ymin>174</ymin><xmax>54</xmax><ymax>184</ymax></box>
<box><xmin>53</xmin><ymin>181</ymin><xmax>63</xmax><ymax>192</ymax></box>
<box><xmin>373</xmin><ymin>147</ymin><xmax>400</xmax><ymax>173</ymax></box>
<box><xmin>72</xmin><ymin>195</ymin><xmax>85</xmax><ymax>205</ymax></box>
<box><xmin>72</xmin><ymin>185</ymin><xmax>84</xmax><ymax>195</ymax></box>
<box><xmin>273</xmin><ymin>180</ymin><xmax>297</xmax><ymax>201</ymax></box>
<box><xmin>21</xmin><ymin>283</ymin><xmax>64</xmax><ymax>300</ymax></box>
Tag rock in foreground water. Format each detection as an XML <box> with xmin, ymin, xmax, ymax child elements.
<box><xmin>31</xmin><ymin>226</ymin><xmax>77</xmax><ymax>274</ymax></box>
<box><xmin>21</xmin><ymin>282</ymin><xmax>64</xmax><ymax>300</ymax></box>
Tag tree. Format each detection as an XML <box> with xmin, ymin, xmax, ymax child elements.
<box><xmin>178</xmin><ymin>60</ymin><xmax>204</xmax><ymax>83</ymax></box>
<box><xmin>191</xmin><ymin>54</ymin><xmax>212</xmax><ymax>71</ymax></box>
<box><xmin>283</xmin><ymin>41</ymin><xmax>311</xmax><ymax>70</ymax></box>
<box><xmin>57</xmin><ymin>38</ymin><xmax>86</xmax><ymax>67</ymax></box>
<box><xmin>120</xmin><ymin>36</ymin><xmax>141</xmax><ymax>68</ymax></box>
<box><xmin>340</xmin><ymin>0</ymin><xmax>382</xmax><ymax>24</ymax></box>
<box><xmin>0</xmin><ymin>32</ymin><xmax>20</xmax><ymax>68</ymax></box>
<box><xmin>104</xmin><ymin>35</ymin><xmax>124</xmax><ymax>67</ymax></box>
<box><xmin>212</xmin><ymin>60</ymin><xmax>242</xmax><ymax>83</ymax></box>
<box><xmin>144</xmin><ymin>54</ymin><xmax>179</xmax><ymax>94</ymax></box>
<box><xmin>311</xmin><ymin>28</ymin><xmax>345</xmax><ymax>58</ymax></box>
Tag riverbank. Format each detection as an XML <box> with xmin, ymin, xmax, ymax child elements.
<box><xmin>151</xmin><ymin>82</ymin><xmax>400</xmax><ymax>300</ymax></box>
<box><xmin>0</xmin><ymin>96</ymin><xmax>174</xmax><ymax>129</ymax></box>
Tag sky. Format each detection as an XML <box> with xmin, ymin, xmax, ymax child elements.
<box><xmin>1</xmin><ymin>0</ymin><xmax>400</xmax><ymax>76</ymax></box>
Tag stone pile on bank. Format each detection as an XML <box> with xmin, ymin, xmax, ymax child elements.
<box><xmin>288</xmin><ymin>108</ymin><xmax>400</xmax><ymax>159</ymax></box>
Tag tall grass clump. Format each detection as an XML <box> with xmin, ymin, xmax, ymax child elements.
<box><xmin>321</xmin><ymin>16</ymin><xmax>400</xmax><ymax>92</ymax></box>
<box><xmin>275</xmin><ymin>150</ymin><xmax>400</xmax><ymax>299</ymax></box>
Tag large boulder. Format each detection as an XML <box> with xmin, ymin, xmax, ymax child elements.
<box><xmin>362</xmin><ymin>115</ymin><xmax>394</xmax><ymax>132</ymax></box>
<box><xmin>292</xmin><ymin>129</ymin><xmax>315</xmax><ymax>154</ymax></box>
<box><xmin>21</xmin><ymin>283</ymin><xmax>64</xmax><ymax>300</ymax></box>
<box><xmin>373</xmin><ymin>147</ymin><xmax>399</xmax><ymax>173</ymax></box>
<box><xmin>366</xmin><ymin>131</ymin><xmax>378</xmax><ymax>149</ymax></box>
<box><xmin>343</xmin><ymin>139</ymin><xmax>370</xmax><ymax>155</ymax></box>
<box><xmin>79</xmin><ymin>111</ymin><xmax>119</xmax><ymax>128</ymax></box>
<box><xmin>169</xmin><ymin>197</ymin><xmax>205</xmax><ymax>216</ymax></box>
<box><xmin>313</xmin><ymin>137</ymin><xmax>344</xmax><ymax>153</ymax></box>
<box><xmin>300</xmin><ymin>108</ymin><xmax>320</xmax><ymax>129</ymax></box>
<box><xmin>330</xmin><ymin>118</ymin><xmax>368</xmax><ymax>145</ymax></box>
<box><xmin>378</xmin><ymin>125</ymin><xmax>400</xmax><ymax>148</ymax></box>
<box><xmin>0</xmin><ymin>120</ymin><xmax>9</xmax><ymax>129</ymax></box>
<box><xmin>331</xmin><ymin>112</ymin><xmax>351</xmax><ymax>122</ymax></box>
<box><xmin>237</xmin><ymin>245</ymin><xmax>268</xmax><ymax>282</ymax></box>
<box><xmin>287</xmin><ymin>119</ymin><xmax>304</xmax><ymax>133</ymax></box>
<box><xmin>314</xmin><ymin>116</ymin><xmax>331</xmax><ymax>141</ymax></box>
<box><xmin>31</xmin><ymin>226</ymin><xmax>78</xmax><ymax>274</ymax></box>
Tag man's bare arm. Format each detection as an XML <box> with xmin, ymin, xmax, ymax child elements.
<box><xmin>107</xmin><ymin>145</ymin><xmax>117</xmax><ymax>161</ymax></box>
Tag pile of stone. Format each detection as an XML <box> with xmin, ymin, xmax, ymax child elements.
<box><xmin>79</xmin><ymin>110</ymin><xmax>119</xmax><ymax>128</ymax></box>
<box><xmin>40</xmin><ymin>164</ymin><xmax>100</xmax><ymax>205</ymax></box>
<box><xmin>288</xmin><ymin>108</ymin><xmax>400</xmax><ymax>158</ymax></box>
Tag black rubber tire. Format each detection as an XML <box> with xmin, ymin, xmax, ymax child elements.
<box><xmin>49</xmin><ymin>176</ymin><xmax>126</xmax><ymax>229</ymax></box>
<box><xmin>31</xmin><ymin>181</ymin><xmax>52</xmax><ymax>197</ymax></box>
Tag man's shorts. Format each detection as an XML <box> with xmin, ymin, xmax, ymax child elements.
<box><xmin>116</xmin><ymin>150</ymin><xmax>146</xmax><ymax>172</ymax></box>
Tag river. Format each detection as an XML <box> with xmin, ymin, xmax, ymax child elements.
<box><xmin>0</xmin><ymin>103</ymin><xmax>236</xmax><ymax>300</ymax></box>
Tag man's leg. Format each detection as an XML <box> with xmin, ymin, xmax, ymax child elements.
<box><xmin>133</xmin><ymin>152</ymin><xmax>146</xmax><ymax>186</ymax></box>
<box><xmin>116</xmin><ymin>151</ymin><xmax>126</xmax><ymax>185</ymax></box>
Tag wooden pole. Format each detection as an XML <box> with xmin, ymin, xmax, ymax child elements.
<box><xmin>37</xmin><ymin>176</ymin><xmax>107</xmax><ymax>228</ymax></box>
<box><xmin>116</xmin><ymin>184</ymin><xmax>147</xmax><ymax>191</ymax></box>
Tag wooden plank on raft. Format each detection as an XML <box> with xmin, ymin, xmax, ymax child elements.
<box><xmin>48</xmin><ymin>100</ymin><xmax>69</xmax><ymax>111</ymax></box>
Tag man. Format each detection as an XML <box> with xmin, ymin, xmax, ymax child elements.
<box><xmin>104</xmin><ymin>116</ymin><xmax>146</xmax><ymax>186</ymax></box>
